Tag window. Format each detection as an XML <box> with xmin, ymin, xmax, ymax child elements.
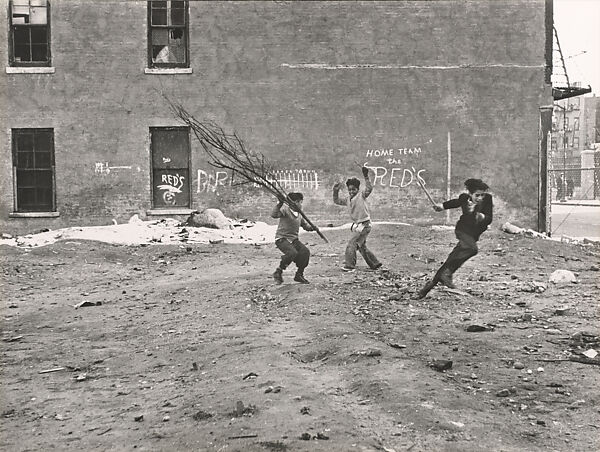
<box><xmin>573</xmin><ymin>117</ymin><xmax>579</xmax><ymax>131</ymax></box>
<box><xmin>12</xmin><ymin>128</ymin><xmax>55</xmax><ymax>212</ymax></box>
<box><xmin>9</xmin><ymin>0</ymin><xmax>50</xmax><ymax>67</ymax></box>
<box><xmin>148</xmin><ymin>1</ymin><xmax>188</xmax><ymax>68</ymax></box>
<box><xmin>150</xmin><ymin>127</ymin><xmax>190</xmax><ymax>208</ymax></box>
<box><xmin>573</xmin><ymin>136</ymin><xmax>579</xmax><ymax>148</ymax></box>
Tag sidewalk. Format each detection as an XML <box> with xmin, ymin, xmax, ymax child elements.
<box><xmin>551</xmin><ymin>199</ymin><xmax>600</xmax><ymax>207</ymax></box>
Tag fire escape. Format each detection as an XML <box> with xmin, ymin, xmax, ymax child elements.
<box><xmin>551</xmin><ymin>26</ymin><xmax>592</xmax><ymax>100</ymax></box>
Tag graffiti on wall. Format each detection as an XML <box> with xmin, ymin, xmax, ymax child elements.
<box><xmin>363</xmin><ymin>142</ymin><xmax>430</xmax><ymax>188</ymax></box>
<box><xmin>197</xmin><ymin>169</ymin><xmax>319</xmax><ymax>193</ymax></box>
<box><xmin>157</xmin><ymin>173</ymin><xmax>185</xmax><ymax>205</ymax></box>
<box><xmin>94</xmin><ymin>162</ymin><xmax>139</xmax><ymax>175</ymax></box>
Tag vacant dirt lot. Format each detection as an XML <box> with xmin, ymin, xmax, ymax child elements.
<box><xmin>1</xmin><ymin>223</ymin><xmax>599</xmax><ymax>451</ymax></box>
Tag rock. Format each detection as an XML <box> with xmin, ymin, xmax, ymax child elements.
<box><xmin>496</xmin><ymin>389</ymin><xmax>510</xmax><ymax>397</ymax></box>
<box><xmin>74</xmin><ymin>301</ymin><xmax>102</xmax><ymax>309</ymax></box>
<box><xmin>514</xmin><ymin>362</ymin><xmax>525</xmax><ymax>370</ymax></box>
<box><xmin>466</xmin><ymin>324</ymin><xmax>491</xmax><ymax>332</ymax></box>
<box><xmin>299</xmin><ymin>433</ymin><xmax>312</xmax><ymax>441</ymax></box>
<box><xmin>520</xmin><ymin>282</ymin><xmax>547</xmax><ymax>293</ymax></box>
<box><xmin>582</xmin><ymin>349</ymin><xmax>598</xmax><ymax>359</ymax></box>
<box><xmin>589</xmin><ymin>264</ymin><xmax>599</xmax><ymax>271</ymax></box>
<box><xmin>554</xmin><ymin>307</ymin><xmax>571</xmax><ymax>316</ymax></box>
<box><xmin>502</xmin><ymin>222</ymin><xmax>524</xmax><ymax>234</ymax></box>
<box><xmin>185</xmin><ymin>209</ymin><xmax>232</xmax><ymax>230</ymax></box>
<box><xmin>134</xmin><ymin>414</ymin><xmax>144</xmax><ymax>422</ymax></box>
<box><xmin>430</xmin><ymin>360</ymin><xmax>453</xmax><ymax>372</ymax></box>
<box><xmin>128</xmin><ymin>214</ymin><xmax>143</xmax><ymax>224</ymax></box>
<box><xmin>549</xmin><ymin>269</ymin><xmax>577</xmax><ymax>285</ymax></box>
<box><xmin>192</xmin><ymin>410</ymin><xmax>212</xmax><ymax>421</ymax></box>
<box><xmin>1</xmin><ymin>233</ymin><xmax>13</xmax><ymax>239</ymax></box>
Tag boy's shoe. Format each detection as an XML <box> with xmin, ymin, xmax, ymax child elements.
<box><xmin>294</xmin><ymin>273</ymin><xmax>310</xmax><ymax>284</ymax></box>
<box><xmin>273</xmin><ymin>268</ymin><xmax>283</xmax><ymax>284</ymax></box>
<box><xmin>371</xmin><ymin>263</ymin><xmax>384</xmax><ymax>271</ymax></box>
<box><xmin>416</xmin><ymin>279</ymin><xmax>437</xmax><ymax>299</ymax></box>
<box><xmin>439</xmin><ymin>269</ymin><xmax>456</xmax><ymax>289</ymax></box>
<box><xmin>341</xmin><ymin>266</ymin><xmax>356</xmax><ymax>273</ymax></box>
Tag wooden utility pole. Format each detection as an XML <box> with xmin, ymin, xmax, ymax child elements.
<box><xmin>446</xmin><ymin>131</ymin><xmax>451</xmax><ymax>224</ymax></box>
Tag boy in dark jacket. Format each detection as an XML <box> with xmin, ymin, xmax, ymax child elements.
<box><xmin>271</xmin><ymin>192</ymin><xmax>314</xmax><ymax>284</ymax></box>
<box><xmin>417</xmin><ymin>178</ymin><xmax>493</xmax><ymax>298</ymax></box>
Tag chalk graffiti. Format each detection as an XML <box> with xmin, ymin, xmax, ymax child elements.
<box><xmin>197</xmin><ymin>169</ymin><xmax>319</xmax><ymax>193</ymax></box>
<box><xmin>157</xmin><ymin>173</ymin><xmax>185</xmax><ymax>205</ymax></box>
<box><xmin>364</xmin><ymin>164</ymin><xmax>427</xmax><ymax>188</ymax></box>
<box><xmin>365</xmin><ymin>140</ymin><xmax>431</xmax><ymax>166</ymax></box>
<box><xmin>94</xmin><ymin>162</ymin><xmax>137</xmax><ymax>175</ymax></box>
<box><xmin>197</xmin><ymin>170</ymin><xmax>230</xmax><ymax>193</ymax></box>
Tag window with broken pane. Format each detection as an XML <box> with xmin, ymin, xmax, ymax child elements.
<box><xmin>148</xmin><ymin>0</ymin><xmax>189</xmax><ymax>68</ymax></box>
<box><xmin>9</xmin><ymin>0</ymin><xmax>51</xmax><ymax>66</ymax></box>
<box><xmin>12</xmin><ymin>129</ymin><xmax>56</xmax><ymax>212</ymax></box>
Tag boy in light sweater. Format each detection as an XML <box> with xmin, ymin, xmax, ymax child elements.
<box><xmin>271</xmin><ymin>192</ymin><xmax>314</xmax><ymax>284</ymax></box>
<box><xmin>333</xmin><ymin>167</ymin><xmax>382</xmax><ymax>272</ymax></box>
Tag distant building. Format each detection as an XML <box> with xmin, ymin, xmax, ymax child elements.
<box><xmin>1</xmin><ymin>0</ymin><xmax>554</xmax><ymax>233</ymax></box>
<box><xmin>552</xmin><ymin>95</ymin><xmax>600</xmax><ymax>198</ymax></box>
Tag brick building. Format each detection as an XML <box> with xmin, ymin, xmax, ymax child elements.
<box><xmin>1</xmin><ymin>0</ymin><xmax>553</xmax><ymax>234</ymax></box>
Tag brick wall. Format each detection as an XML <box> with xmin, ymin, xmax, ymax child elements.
<box><xmin>0</xmin><ymin>0</ymin><xmax>552</xmax><ymax>234</ymax></box>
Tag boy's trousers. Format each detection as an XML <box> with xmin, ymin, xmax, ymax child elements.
<box><xmin>434</xmin><ymin>230</ymin><xmax>478</xmax><ymax>281</ymax></box>
<box><xmin>276</xmin><ymin>238</ymin><xmax>310</xmax><ymax>273</ymax></box>
<box><xmin>345</xmin><ymin>223</ymin><xmax>381</xmax><ymax>269</ymax></box>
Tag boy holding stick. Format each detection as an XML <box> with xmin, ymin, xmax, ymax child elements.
<box><xmin>333</xmin><ymin>167</ymin><xmax>382</xmax><ymax>272</ymax></box>
<box><xmin>417</xmin><ymin>178</ymin><xmax>493</xmax><ymax>298</ymax></box>
<box><xmin>271</xmin><ymin>192</ymin><xmax>315</xmax><ymax>284</ymax></box>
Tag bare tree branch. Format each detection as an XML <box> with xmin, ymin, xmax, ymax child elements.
<box><xmin>165</xmin><ymin>96</ymin><xmax>328</xmax><ymax>243</ymax></box>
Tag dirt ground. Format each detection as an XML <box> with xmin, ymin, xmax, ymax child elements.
<box><xmin>1</xmin><ymin>223</ymin><xmax>599</xmax><ymax>452</ymax></box>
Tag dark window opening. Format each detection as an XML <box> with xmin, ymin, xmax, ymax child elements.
<box><xmin>148</xmin><ymin>0</ymin><xmax>189</xmax><ymax>68</ymax></box>
<box><xmin>12</xmin><ymin>128</ymin><xmax>56</xmax><ymax>212</ymax></box>
<box><xmin>9</xmin><ymin>0</ymin><xmax>51</xmax><ymax>66</ymax></box>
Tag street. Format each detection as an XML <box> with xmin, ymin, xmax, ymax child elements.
<box><xmin>551</xmin><ymin>203</ymin><xmax>600</xmax><ymax>241</ymax></box>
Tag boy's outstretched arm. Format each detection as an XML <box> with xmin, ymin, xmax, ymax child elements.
<box><xmin>362</xmin><ymin>167</ymin><xmax>373</xmax><ymax>198</ymax></box>
<box><xmin>271</xmin><ymin>199</ymin><xmax>284</xmax><ymax>218</ymax></box>
<box><xmin>333</xmin><ymin>182</ymin><xmax>347</xmax><ymax>206</ymax></box>
<box><xmin>443</xmin><ymin>194</ymin><xmax>466</xmax><ymax>210</ymax></box>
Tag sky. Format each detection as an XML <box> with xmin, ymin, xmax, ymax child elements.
<box><xmin>553</xmin><ymin>0</ymin><xmax>600</xmax><ymax>96</ymax></box>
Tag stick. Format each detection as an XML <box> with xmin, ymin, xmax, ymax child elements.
<box><xmin>416</xmin><ymin>179</ymin><xmax>437</xmax><ymax>207</ymax></box>
<box><xmin>39</xmin><ymin>367</ymin><xmax>66</xmax><ymax>374</ymax></box>
<box><xmin>228</xmin><ymin>434</ymin><xmax>258</xmax><ymax>439</ymax></box>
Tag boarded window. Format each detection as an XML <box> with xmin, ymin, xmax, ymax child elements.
<box><xmin>12</xmin><ymin>128</ymin><xmax>55</xmax><ymax>212</ymax></box>
<box><xmin>148</xmin><ymin>1</ymin><xmax>189</xmax><ymax>68</ymax></box>
<box><xmin>9</xmin><ymin>0</ymin><xmax>51</xmax><ymax>66</ymax></box>
<box><xmin>150</xmin><ymin>127</ymin><xmax>190</xmax><ymax>208</ymax></box>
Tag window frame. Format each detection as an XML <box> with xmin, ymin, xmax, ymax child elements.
<box><xmin>147</xmin><ymin>0</ymin><xmax>189</xmax><ymax>69</ymax></box>
<box><xmin>12</xmin><ymin>128</ymin><xmax>56</xmax><ymax>213</ymax></box>
<box><xmin>8</xmin><ymin>0</ymin><xmax>51</xmax><ymax>67</ymax></box>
